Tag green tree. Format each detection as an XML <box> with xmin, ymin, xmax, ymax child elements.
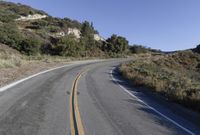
<box><xmin>195</xmin><ymin>44</ymin><xmax>200</xmax><ymax>54</ymax></box>
<box><xmin>129</xmin><ymin>45</ymin><xmax>149</xmax><ymax>54</ymax></box>
<box><xmin>53</xmin><ymin>35</ymin><xmax>83</xmax><ymax>57</ymax></box>
<box><xmin>106</xmin><ymin>34</ymin><xmax>128</xmax><ymax>54</ymax></box>
<box><xmin>80</xmin><ymin>21</ymin><xmax>98</xmax><ymax>53</ymax></box>
<box><xmin>81</xmin><ymin>21</ymin><xmax>94</xmax><ymax>37</ymax></box>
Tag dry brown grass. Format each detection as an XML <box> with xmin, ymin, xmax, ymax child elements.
<box><xmin>0</xmin><ymin>43</ymin><xmax>25</xmax><ymax>68</ymax></box>
<box><xmin>0</xmin><ymin>43</ymin><xmax>72</xmax><ymax>69</ymax></box>
<box><xmin>120</xmin><ymin>51</ymin><xmax>200</xmax><ymax>112</ymax></box>
<box><xmin>0</xmin><ymin>43</ymin><xmax>102</xmax><ymax>87</ymax></box>
<box><xmin>0</xmin><ymin>43</ymin><xmax>73</xmax><ymax>86</ymax></box>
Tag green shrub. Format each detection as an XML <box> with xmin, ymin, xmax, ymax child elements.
<box><xmin>53</xmin><ymin>36</ymin><xmax>83</xmax><ymax>57</ymax></box>
<box><xmin>31</xmin><ymin>20</ymin><xmax>48</xmax><ymax>27</ymax></box>
<box><xmin>47</xmin><ymin>25</ymin><xmax>60</xmax><ymax>33</ymax></box>
<box><xmin>0</xmin><ymin>9</ymin><xmax>19</xmax><ymax>22</ymax></box>
<box><xmin>25</xmin><ymin>25</ymin><xmax>41</xmax><ymax>30</ymax></box>
<box><xmin>129</xmin><ymin>45</ymin><xmax>149</xmax><ymax>54</ymax></box>
<box><xmin>20</xmin><ymin>37</ymin><xmax>41</xmax><ymax>55</ymax></box>
<box><xmin>8</xmin><ymin>4</ymin><xmax>37</xmax><ymax>16</ymax></box>
<box><xmin>0</xmin><ymin>22</ymin><xmax>22</xmax><ymax>50</ymax></box>
<box><xmin>195</xmin><ymin>44</ymin><xmax>200</xmax><ymax>54</ymax></box>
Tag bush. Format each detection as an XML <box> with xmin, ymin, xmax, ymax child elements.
<box><xmin>47</xmin><ymin>26</ymin><xmax>60</xmax><ymax>33</ymax></box>
<box><xmin>129</xmin><ymin>45</ymin><xmax>149</xmax><ymax>54</ymax></box>
<box><xmin>55</xmin><ymin>36</ymin><xmax>83</xmax><ymax>57</ymax></box>
<box><xmin>25</xmin><ymin>25</ymin><xmax>41</xmax><ymax>30</ymax></box>
<box><xmin>0</xmin><ymin>22</ymin><xmax>22</xmax><ymax>50</ymax></box>
<box><xmin>81</xmin><ymin>21</ymin><xmax>95</xmax><ymax>37</ymax></box>
<box><xmin>20</xmin><ymin>37</ymin><xmax>41</xmax><ymax>55</ymax></box>
<box><xmin>0</xmin><ymin>9</ymin><xmax>19</xmax><ymax>22</ymax></box>
<box><xmin>8</xmin><ymin>4</ymin><xmax>36</xmax><ymax>16</ymax></box>
<box><xmin>195</xmin><ymin>44</ymin><xmax>200</xmax><ymax>54</ymax></box>
<box><xmin>120</xmin><ymin>52</ymin><xmax>200</xmax><ymax>112</ymax></box>
<box><xmin>31</xmin><ymin>20</ymin><xmax>48</xmax><ymax>27</ymax></box>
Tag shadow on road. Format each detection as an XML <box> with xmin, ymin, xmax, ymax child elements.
<box><xmin>108</xmin><ymin>66</ymin><xmax>200</xmax><ymax>135</ymax></box>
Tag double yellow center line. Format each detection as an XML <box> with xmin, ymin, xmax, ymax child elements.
<box><xmin>70</xmin><ymin>71</ymin><xmax>86</xmax><ymax>135</ymax></box>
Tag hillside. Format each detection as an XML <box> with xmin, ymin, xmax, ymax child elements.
<box><xmin>120</xmin><ymin>48</ymin><xmax>200</xmax><ymax>112</ymax></box>
<box><xmin>0</xmin><ymin>1</ymin><xmax>131</xmax><ymax>58</ymax></box>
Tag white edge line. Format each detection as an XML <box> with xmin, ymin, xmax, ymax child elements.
<box><xmin>110</xmin><ymin>67</ymin><xmax>195</xmax><ymax>135</ymax></box>
<box><xmin>0</xmin><ymin>60</ymin><xmax>99</xmax><ymax>92</ymax></box>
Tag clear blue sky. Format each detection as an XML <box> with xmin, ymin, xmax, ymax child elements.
<box><xmin>7</xmin><ymin>0</ymin><xmax>200</xmax><ymax>51</ymax></box>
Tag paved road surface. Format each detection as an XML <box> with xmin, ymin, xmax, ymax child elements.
<box><xmin>0</xmin><ymin>59</ymin><xmax>199</xmax><ymax>135</ymax></box>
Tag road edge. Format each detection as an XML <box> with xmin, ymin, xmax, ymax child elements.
<box><xmin>110</xmin><ymin>67</ymin><xmax>196</xmax><ymax>135</ymax></box>
<box><xmin>0</xmin><ymin>59</ymin><xmax>101</xmax><ymax>92</ymax></box>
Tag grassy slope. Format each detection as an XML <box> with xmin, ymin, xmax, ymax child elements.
<box><xmin>120</xmin><ymin>51</ymin><xmax>200</xmax><ymax>112</ymax></box>
<box><xmin>0</xmin><ymin>43</ymin><xmax>25</xmax><ymax>68</ymax></box>
<box><xmin>0</xmin><ymin>43</ymin><xmax>72</xmax><ymax>68</ymax></box>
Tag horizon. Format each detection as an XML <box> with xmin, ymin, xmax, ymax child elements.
<box><xmin>7</xmin><ymin>0</ymin><xmax>200</xmax><ymax>51</ymax></box>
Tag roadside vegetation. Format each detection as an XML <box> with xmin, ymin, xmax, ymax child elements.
<box><xmin>0</xmin><ymin>43</ymin><xmax>84</xmax><ymax>86</ymax></box>
<box><xmin>129</xmin><ymin>45</ymin><xmax>161</xmax><ymax>54</ymax></box>
<box><xmin>0</xmin><ymin>43</ymin><xmax>73</xmax><ymax>69</ymax></box>
<box><xmin>0</xmin><ymin>43</ymin><xmax>24</xmax><ymax>68</ymax></box>
<box><xmin>120</xmin><ymin>47</ymin><xmax>200</xmax><ymax>112</ymax></box>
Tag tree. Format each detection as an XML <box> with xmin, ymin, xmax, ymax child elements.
<box><xmin>81</xmin><ymin>21</ymin><xmax>94</xmax><ymax>37</ymax></box>
<box><xmin>195</xmin><ymin>44</ymin><xmax>200</xmax><ymax>54</ymax></box>
<box><xmin>129</xmin><ymin>45</ymin><xmax>149</xmax><ymax>54</ymax></box>
<box><xmin>53</xmin><ymin>35</ymin><xmax>83</xmax><ymax>57</ymax></box>
<box><xmin>80</xmin><ymin>21</ymin><xmax>98</xmax><ymax>52</ymax></box>
<box><xmin>106</xmin><ymin>34</ymin><xmax>128</xmax><ymax>54</ymax></box>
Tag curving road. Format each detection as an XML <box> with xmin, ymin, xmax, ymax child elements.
<box><xmin>0</xmin><ymin>59</ymin><xmax>199</xmax><ymax>135</ymax></box>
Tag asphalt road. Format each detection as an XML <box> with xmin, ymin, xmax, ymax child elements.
<box><xmin>0</xmin><ymin>59</ymin><xmax>199</xmax><ymax>135</ymax></box>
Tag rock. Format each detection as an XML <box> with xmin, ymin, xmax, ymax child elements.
<box><xmin>94</xmin><ymin>34</ymin><xmax>105</xmax><ymax>41</ymax></box>
<box><xmin>16</xmin><ymin>14</ymin><xmax>47</xmax><ymax>21</ymax></box>
<box><xmin>67</xmin><ymin>28</ymin><xmax>81</xmax><ymax>38</ymax></box>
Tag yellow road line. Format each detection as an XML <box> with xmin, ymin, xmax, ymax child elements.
<box><xmin>70</xmin><ymin>78</ymin><xmax>76</xmax><ymax>135</ymax></box>
<box><xmin>70</xmin><ymin>71</ymin><xmax>86</xmax><ymax>135</ymax></box>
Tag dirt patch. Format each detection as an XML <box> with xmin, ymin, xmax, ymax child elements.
<box><xmin>0</xmin><ymin>43</ymin><xmax>20</xmax><ymax>55</ymax></box>
<box><xmin>0</xmin><ymin>60</ymin><xmax>69</xmax><ymax>87</ymax></box>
